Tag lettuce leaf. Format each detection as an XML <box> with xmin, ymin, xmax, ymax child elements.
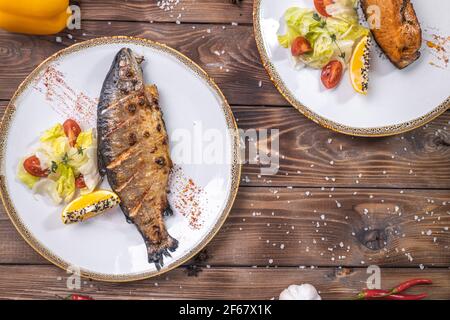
<box><xmin>326</xmin><ymin>0</ymin><xmax>359</xmax><ymax>22</ymax></box>
<box><xmin>17</xmin><ymin>160</ymin><xmax>39</xmax><ymax>189</ymax></box>
<box><xmin>76</xmin><ymin>129</ymin><xmax>94</xmax><ymax>150</ymax></box>
<box><xmin>78</xmin><ymin>147</ymin><xmax>101</xmax><ymax>194</ymax></box>
<box><xmin>67</xmin><ymin>148</ymin><xmax>87</xmax><ymax>172</ymax></box>
<box><xmin>40</xmin><ymin>123</ymin><xmax>65</xmax><ymax>143</ymax></box>
<box><xmin>20</xmin><ymin>123</ymin><xmax>101</xmax><ymax>203</ymax></box>
<box><xmin>55</xmin><ymin>163</ymin><xmax>75</xmax><ymax>203</ymax></box>
<box><xmin>285</xmin><ymin>7</ymin><xmax>321</xmax><ymax>34</ymax></box>
<box><xmin>51</xmin><ymin>136</ymin><xmax>70</xmax><ymax>161</ymax></box>
<box><xmin>68</xmin><ymin>129</ymin><xmax>96</xmax><ymax>171</ymax></box>
<box><xmin>32</xmin><ymin>178</ymin><xmax>62</xmax><ymax>204</ymax></box>
<box><xmin>278</xmin><ymin>7</ymin><xmax>318</xmax><ymax>48</ymax></box>
<box><xmin>278</xmin><ymin>2</ymin><xmax>369</xmax><ymax>68</ymax></box>
<box><xmin>278</xmin><ymin>27</ymin><xmax>300</xmax><ymax>48</ymax></box>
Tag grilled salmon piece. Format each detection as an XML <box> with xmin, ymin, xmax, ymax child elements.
<box><xmin>361</xmin><ymin>0</ymin><xmax>422</xmax><ymax>69</ymax></box>
<box><xmin>97</xmin><ymin>48</ymin><xmax>177</xmax><ymax>269</ymax></box>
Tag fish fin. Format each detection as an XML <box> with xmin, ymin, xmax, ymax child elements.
<box><xmin>144</xmin><ymin>84</ymin><xmax>159</xmax><ymax>103</ymax></box>
<box><xmin>134</xmin><ymin>53</ymin><xmax>144</xmax><ymax>65</ymax></box>
<box><xmin>163</xmin><ymin>205</ymin><xmax>173</xmax><ymax>217</ymax></box>
<box><xmin>147</xmin><ymin>234</ymin><xmax>178</xmax><ymax>269</ymax></box>
<box><xmin>97</xmin><ymin>148</ymin><xmax>107</xmax><ymax>177</ymax></box>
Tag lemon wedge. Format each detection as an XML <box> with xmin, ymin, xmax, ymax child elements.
<box><xmin>62</xmin><ymin>190</ymin><xmax>120</xmax><ymax>225</ymax></box>
<box><xmin>350</xmin><ymin>35</ymin><xmax>371</xmax><ymax>95</ymax></box>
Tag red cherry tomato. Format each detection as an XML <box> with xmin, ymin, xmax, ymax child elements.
<box><xmin>321</xmin><ymin>60</ymin><xmax>343</xmax><ymax>89</ymax></box>
<box><xmin>314</xmin><ymin>0</ymin><xmax>334</xmax><ymax>17</ymax></box>
<box><xmin>23</xmin><ymin>155</ymin><xmax>49</xmax><ymax>177</ymax></box>
<box><xmin>75</xmin><ymin>175</ymin><xmax>87</xmax><ymax>189</ymax></box>
<box><xmin>291</xmin><ymin>36</ymin><xmax>312</xmax><ymax>56</ymax></box>
<box><xmin>63</xmin><ymin>119</ymin><xmax>82</xmax><ymax>147</ymax></box>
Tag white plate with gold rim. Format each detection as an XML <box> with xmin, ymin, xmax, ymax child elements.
<box><xmin>0</xmin><ymin>37</ymin><xmax>240</xmax><ymax>282</ymax></box>
<box><xmin>254</xmin><ymin>0</ymin><xmax>450</xmax><ymax>136</ymax></box>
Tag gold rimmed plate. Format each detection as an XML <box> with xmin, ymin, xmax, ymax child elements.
<box><xmin>253</xmin><ymin>0</ymin><xmax>449</xmax><ymax>136</ymax></box>
<box><xmin>0</xmin><ymin>36</ymin><xmax>241</xmax><ymax>282</ymax></box>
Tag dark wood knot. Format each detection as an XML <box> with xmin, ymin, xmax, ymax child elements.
<box><xmin>432</xmin><ymin>130</ymin><xmax>450</xmax><ymax>147</ymax></box>
<box><xmin>357</xmin><ymin>229</ymin><xmax>387</xmax><ymax>250</ymax></box>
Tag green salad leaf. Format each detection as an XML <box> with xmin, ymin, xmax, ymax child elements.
<box><xmin>55</xmin><ymin>163</ymin><xmax>75</xmax><ymax>203</ymax></box>
<box><xmin>76</xmin><ymin>129</ymin><xmax>93</xmax><ymax>150</ymax></box>
<box><xmin>278</xmin><ymin>2</ymin><xmax>369</xmax><ymax>68</ymax></box>
<box><xmin>18</xmin><ymin>122</ymin><xmax>100</xmax><ymax>204</ymax></box>
<box><xmin>40</xmin><ymin>123</ymin><xmax>65</xmax><ymax>143</ymax></box>
<box><xmin>17</xmin><ymin>160</ymin><xmax>39</xmax><ymax>189</ymax></box>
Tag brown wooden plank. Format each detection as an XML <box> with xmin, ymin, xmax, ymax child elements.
<box><xmin>79</xmin><ymin>0</ymin><xmax>253</xmax><ymax>24</ymax></box>
<box><xmin>1</xmin><ymin>102</ymin><xmax>449</xmax><ymax>189</ymax></box>
<box><xmin>1</xmin><ymin>188</ymin><xmax>449</xmax><ymax>267</ymax></box>
<box><xmin>0</xmin><ymin>221</ymin><xmax>45</xmax><ymax>264</ymax></box>
<box><xmin>0</xmin><ymin>265</ymin><xmax>448</xmax><ymax>300</ymax></box>
<box><xmin>235</xmin><ymin>106</ymin><xmax>450</xmax><ymax>189</ymax></box>
<box><xmin>0</xmin><ymin>21</ymin><xmax>283</xmax><ymax>105</ymax></box>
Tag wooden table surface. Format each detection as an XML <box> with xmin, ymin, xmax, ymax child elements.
<box><xmin>0</xmin><ymin>0</ymin><xmax>449</xmax><ymax>300</ymax></box>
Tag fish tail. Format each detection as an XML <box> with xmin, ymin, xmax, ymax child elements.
<box><xmin>147</xmin><ymin>234</ymin><xmax>179</xmax><ymax>270</ymax></box>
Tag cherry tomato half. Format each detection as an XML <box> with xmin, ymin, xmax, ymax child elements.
<box><xmin>23</xmin><ymin>155</ymin><xmax>49</xmax><ymax>177</ymax></box>
<box><xmin>291</xmin><ymin>36</ymin><xmax>312</xmax><ymax>57</ymax></box>
<box><xmin>314</xmin><ymin>0</ymin><xmax>334</xmax><ymax>17</ymax></box>
<box><xmin>75</xmin><ymin>175</ymin><xmax>87</xmax><ymax>189</ymax></box>
<box><xmin>321</xmin><ymin>60</ymin><xmax>343</xmax><ymax>89</ymax></box>
<box><xmin>63</xmin><ymin>119</ymin><xmax>82</xmax><ymax>147</ymax></box>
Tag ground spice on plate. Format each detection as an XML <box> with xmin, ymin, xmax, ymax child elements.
<box><xmin>32</xmin><ymin>64</ymin><xmax>98</xmax><ymax>127</ymax></box>
<box><xmin>169</xmin><ymin>165</ymin><xmax>205</xmax><ymax>230</ymax></box>
<box><xmin>425</xmin><ymin>33</ymin><xmax>449</xmax><ymax>69</ymax></box>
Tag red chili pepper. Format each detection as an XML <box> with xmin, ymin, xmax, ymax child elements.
<box><xmin>356</xmin><ymin>290</ymin><xmax>427</xmax><ymax>300</ymax></box>
<box><xmin>356</xmin><ymin>289</ymin><xmax>389</xmax><ymax>300</ymax></box>
<box><xmin>66</xmin><ymin>294</ymin><xmax>94</xmax><ymax>300</ymax></box>
<box><xmin>390</xmin><ymin>279</ymin><xmax>432</xmax><ymax>294</ymax></box>
<box><xmin>356</xmin><ymin>278</ymin><xmax>432</xmax><ymax>300</ymax></box>
<box><xmin>383</xmin><ymin>293</ymin><xmax>427</xmax><ymax>300</ymax></box>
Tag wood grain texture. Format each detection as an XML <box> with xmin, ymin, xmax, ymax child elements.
<box><xmin>0</xmin><ymin>22</ymin><xmax>283</xmax><ymax>105</ymax></box>
<box><xmin>1</xmin><ymin>103</ymin><xmax>449</xmax><ymax>189</ymax></box>
<box><xmin>1</xmin><ymin>188</ymin><xmax>449</xmax><ymax>267</ymax></box>
<box><xmin>0</xmin><ymin>5</ymin><xmax>449</xmax><ymax>299</ymax></box>
<box><xmin>0</xmin><ymin>265</ymin><xmax>448</xmax><ymax>300</ymax></box>
<box><xmin>79</xmin><ymin>0</ymin><xmax>253</xmax><ymax>24</ymax></box>
<box><xmin>235</xmin><ymin>106</ymin><xmax>450</xmax><ymax>188</ymax></box>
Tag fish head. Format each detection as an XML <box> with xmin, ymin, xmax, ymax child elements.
<box><xmin>113</xmin><ymin>48</ymin><xmax>145</xmax><ymax>95</ymax></box>
<box><xmin>98</xmin><ymin>48</ymin><xmax>145</xmax><ymax>111</ymax></box>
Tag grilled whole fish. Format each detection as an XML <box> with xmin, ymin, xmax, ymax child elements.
<box><xmin>361</xmin><ymin>0</ymin><xmax>422</xmax><ymax>69</ymax></box>
<box><xmin>97</xmin><ymin>48</ymin><xmax>177</xmax><ymax>269</ymax></box>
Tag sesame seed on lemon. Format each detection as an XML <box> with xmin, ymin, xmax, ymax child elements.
<box><xmin>62</xmin><ymin>190</ymin><xmax>120</xmax><ymax>225</ymax></box>
<box><xmin>350</xmin><ymin>35</ymin><xmax>371</xmax><ymax>95</ymax></box>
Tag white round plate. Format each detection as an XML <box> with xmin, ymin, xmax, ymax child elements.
<box><xmin>0</xmin><ymin>37</ymin><xmax>240</xmax><ymax>281</ymax></box>
<box><xmin>254</xmin><ymin>0</ymin><xmax>450</xmax><ymax>136</ymax></box>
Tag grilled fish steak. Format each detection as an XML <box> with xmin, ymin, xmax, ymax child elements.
<box><xmin>361</xmin><ymin>0</ymin><xmax>422</xmax><ymax>69</ymax></box>
<box><xmin>97</xmin><ymin>48</ymin><xmax>177</xmax><ymax>269</ymax></box>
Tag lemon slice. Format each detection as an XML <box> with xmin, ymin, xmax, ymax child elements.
<box><xmin>350</xmin><ymin>35</ymin><xmax>371</xmax><ymax>95</ymax></box>
<box><xmin>62</xmin><ymin>190</ymin><xmax>120</xmax><ymax>225</ymax></box>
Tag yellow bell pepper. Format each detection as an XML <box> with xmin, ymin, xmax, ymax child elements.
<box><xmin>0</xmin><ymin>0</ymin><xmax>70</xmax><ymax>35</ymax></box>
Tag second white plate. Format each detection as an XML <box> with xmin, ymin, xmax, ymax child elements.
<box><xmin>254</xmin><ymin>0</ymin><xmax>450</xmax><ymax>136</ymax></box>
